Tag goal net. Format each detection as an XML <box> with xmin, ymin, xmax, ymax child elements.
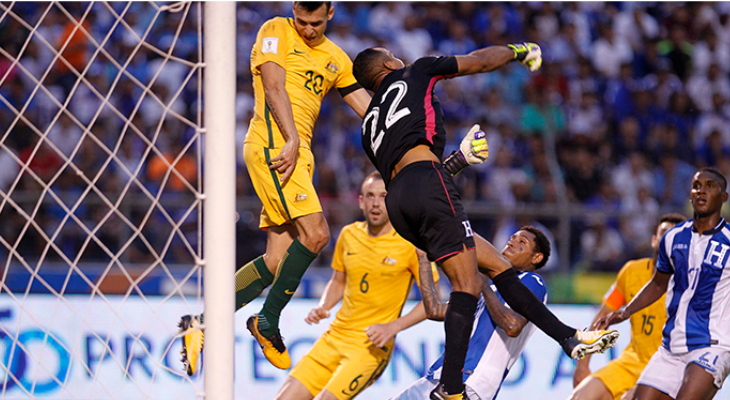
<box><xmin>0</xmin><ymin>2</ymin><xmax>234</xmax><ymax>399</ymax></box>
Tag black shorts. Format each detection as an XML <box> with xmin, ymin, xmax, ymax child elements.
<box><xmin>385</xmin><ymin>160</ymin><xmax>476</xmax><ymax>262</ymax></box>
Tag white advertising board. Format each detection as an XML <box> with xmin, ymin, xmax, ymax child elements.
<box><xmin>0</xmin><ymin>296</ymin><xmax>726</xmax><ymax>399</ymax></box>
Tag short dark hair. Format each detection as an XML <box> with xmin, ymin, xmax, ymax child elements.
<box><xmin>353</xmin><ymin>48</ymin><xmax>388</xmax><ymax>91</ymax></box>
<box><xmin>659</xmin><ymin>213</ymin><xmax>686</xmax><ymax>228</ymax></box>
<box><xmin>696</xmin><ymin>167</ymin><xmax>727</xmax><ymax>192</ymax></box>
<box><xmin>294</xmin><ymin>2</ymin><xmax>331</xmax><ymax>12</ymax></box>
<box><xmin>520</xmin><ymin>225</ymin><xmax>551</xmax><ymax>270</ymax></box>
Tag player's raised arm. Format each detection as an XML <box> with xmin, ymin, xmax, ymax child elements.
<box><xmin>455</xmin><ymin>43</ymin><xmax>542</xmax><ymax>76</ymax></box>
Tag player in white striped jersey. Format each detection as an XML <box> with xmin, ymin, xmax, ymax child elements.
<box><xmin>390</xmin><ymin>226</ymin><xmax>551</xmax><ymax>400</ymax></box>
<box><xmin>599</xmin><ymin>167</ymin><xmax>730</xmax><ymax>400</ymax></box>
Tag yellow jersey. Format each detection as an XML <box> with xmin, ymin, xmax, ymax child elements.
<box><xmin>603</xmin><ymin>258</ymin><xmax>667</xmax><ymax>363</ymax></box>
<box><xmin>328</xmin><ymin>221</ymin><xmax>438</xmax><ymax>339</ymax></box>
<box><xmin>246</xmin><ymin>17</ymin><xmax>358</xmax><ymax>150</ymax></box>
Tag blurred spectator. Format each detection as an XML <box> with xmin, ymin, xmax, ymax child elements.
<box><xmin>566</xmin><ymin>91</ymin><xmax>604</xmax><ymax>138</ymax></box>
<box><xmin>613</xmin><ymin>4</ymin><xmax>659</xmax><ymax>52</ymax></box>
<box><xmin>687</xmin><ymin>63</ymin><xmax>730</xmax><ymax>113</ymax></box>
<box><xmin>19</xmin><ymin>132</ymin><xmax>62</xmax><ymax>181</ymax></box>
<box><xmin>654</xmin><ymin>152</ymin><xmax>696</xmax><ymax>209</ymax></box>
<box><xmin>368</xmin><ymin>3</ymin><xmax>409</xmax><ymax>40</ymax></box>
<box><xmin>620</xmin><ymin>186</ymin><xmax>660</xmax><ymax>258</ymax></box>
<box><xmin>645</xmin><ymin>59</ymin><xmax>683</xmax><ymax>109</ymax></box>
<box><xmin>580</xmin><ymin>214</ymin><xmax>625</xmax><ymax>271</ymax></box>
<box><xmin>0</xmin><ymin>144</ymin><xmax>20</xmax><ymax>192</ymax></box>
<box><xmin>47</xmin><ymin>114</ymin><xmax>83</xmax><ymax>158</ymax></box>
<box><xmin>147</xmin><ymin>136</ymin><xmax>197</xmax><ymax>192</ymax></box>
<box><xmin>611</xmin><ymin>152</ymin><xmax>654</xmax><ymax>208</ymax></box>
<box><xmin>482</xmin><ymin>146</ymin><xmax>530</xmax><ymax>207</ymax></box>
<box><xmin>693</xmin><ymin>28</ymin><xmax>730</xmax><ymax>75</ymax></box>
<box><xmin>55</xmin><ymin>12</ymin><xmax>91</xmax><ymax>98</ymax></box>
<box><xmin>328</xmin><ymin>21</ymin><xmax>371</xmax><ymax>60</ymax></box>
<box><xmin>438</xmin><ymin>20</ymin><xmax>476</xmax><ymax>55</ymax></box>
<box><xmin>694</xmin><ymin>92</ymin><xmax>730</xmax><ymax>150</ymax></box>
<box><xmin>394</xmin><ymin>15</ymin><xmax>433</xmax><ymax>64</ymax></box>
<box><xmin>613</xmin><ymin>117</ymin><xmax>642</xmax><ymax>161</ymax></box>
<box><xmin>564</xmin><ymin>145</ymin><xmax>603</xmax><ymax>202</ymax></box>
<box><xmin>657</xmin><ymin>24</ymin><xmax>693</xmax><ymax>81</ymax></box>
<box><xmin>592</xmin><ymin>23</ymin><xmax>633</xmax><ymax>78</ymax></box>
<box><xmin>520</xmin><ymin>84</ymin><xmax>566</xmax><ymax>136</ymax></box>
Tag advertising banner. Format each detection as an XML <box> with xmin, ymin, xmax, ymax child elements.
<box><xmin>1</xmin><ymin>296</ymin><xmax>726</xmax><ymax>399</ymax></box>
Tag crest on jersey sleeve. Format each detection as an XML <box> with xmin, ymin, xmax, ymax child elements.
<box><xmin>262</xmin><ymin>37</ymin><xmax>279</xmax><ymax>54</ymax></box>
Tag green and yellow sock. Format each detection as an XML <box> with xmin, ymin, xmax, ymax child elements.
<box><xmin>258</xmin><ymin>239</ymin><xmax>316</xmax><ymax>337</ymax></box>
<box><xmin>235</xmin><ymin>256</ymin><xmax>274</xmax><ymax>311</ymax></box>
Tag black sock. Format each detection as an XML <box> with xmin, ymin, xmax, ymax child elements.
<box><xmin>492</xmin><ymin>268</ymin><xmax>575</xmax><ymax>342</ymax></box>
<box><xmin>440</xmin><ymin>291</ymin><xmax>478</xmax><ymax>395</ymax></box>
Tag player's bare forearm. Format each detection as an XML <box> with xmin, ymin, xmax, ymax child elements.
<box><xmin>481</xmin><ymin>274</ymin><xmax>527</xmax><ymax>337</ymax></box>
<box><xmin>319</xmin><ymin>270</ymin><xmax>346</xmax><ymax>310</ymax></box>
<box><xmin>598</xmin><ymin>271</ymin><xmax>670</xmax><ymax>328</ymax></box>
<box><xmin>342</xmin><ymin>87</ymin><xmax>371</xmax><ymax>119</ymax></box>
<box><xmin>455</xmin><ymin>46</ymin><xmax>514</xmax><ymax>76</ymax></box>
<box><xmin>260</xmin><ymin>62</ymin><xmax>299</xmax><ymax>144</ymax></box>
<box><xmin>306</xmin><ymin>270</ymin><xmax>345</xmax><ymax>324</ymax></box>
<box><xmin>624</xmin><ymin>271</ymin><xmax>669</xmax><ymax>316</ymax></box>
<box><xmin>418</xmin><ymin>252</ymin><xmax>447</xmax><ymax>321</ymax></box>
<box><xmin>365</xmin><ymin>302</ymin><xmax>426</xmax><ymax>348</ymax></box>
<box><xmin>393</xmin><ymin>301</ymin><xmax>428</xmax><ymax>332</ymax></box>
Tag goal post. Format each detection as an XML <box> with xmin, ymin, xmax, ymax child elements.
<box><xmin>202</xmin><ymin>2</ymin><xmax>236</xmax><ymax>400</ymax></box>
<box><xmin>0</xmin><ymin>1</ymin><xmax>236</xmax><ymax>398</ymax></box>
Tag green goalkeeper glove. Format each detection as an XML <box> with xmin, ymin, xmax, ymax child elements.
<box><xmin>507</xmin><ymin>42</ymin><xmax>542</xmax><ymax>72</ymax></box>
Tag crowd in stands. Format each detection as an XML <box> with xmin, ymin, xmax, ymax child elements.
<box><xmin>2</xmin><ymin>2</ymin><xmax>730</xmax><ymax>274</ymax></box>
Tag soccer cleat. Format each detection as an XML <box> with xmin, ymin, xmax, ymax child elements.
<box><xmin>178</xmin><ymin>314</ymin><xmax>204</xmax><ymax>376</ymax></box>
<box><xmin>430</xmin><ymin>383</ymin><xmax>470</xmax><ymax>400</ymax></box>
<box><xmin>246</xmin><ymin>314</ymin><xmax>291</xmax><ymax>369</ymax></box>
<box><xmin>561</xmin><ymin>329</ymin><xmax>619</xmax><ymax>360</ymax></box>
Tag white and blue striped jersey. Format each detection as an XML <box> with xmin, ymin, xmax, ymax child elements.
<box><xmin>426</xmin><ymin>271</ymin><xmax>547</xmax><ymax>400</ymax></box>
<box><xmin>657</xmin><ymin>218</ymin><xmax>730</xmax><ymax>353</ymax></box>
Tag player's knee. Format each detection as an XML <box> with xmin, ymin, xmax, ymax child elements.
<box><xmin>299</xmin><ymin>224</ymin><xmax>329</xmax><ymax>253</ymax></box>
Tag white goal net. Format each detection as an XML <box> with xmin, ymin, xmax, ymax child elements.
<box><xmin>0</xmin><ymin>2</ymin><xmax>234</xmax><ymax>399</ymax></box>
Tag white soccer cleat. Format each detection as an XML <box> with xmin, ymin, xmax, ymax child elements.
<box><xmin>561</xmin><ymin>329</ymin><xmax>619</xmax><ymax>360</ymax></box>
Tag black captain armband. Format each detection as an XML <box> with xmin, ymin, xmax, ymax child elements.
<box><xmin>338</xmin><ymin>83</ymin><xmax>363</xmax><ymax>97</ymax></box>
<box><xmin>443</xmin><ymin>150</ymin><xmax>469</xmax><ymax>176</ymax></box>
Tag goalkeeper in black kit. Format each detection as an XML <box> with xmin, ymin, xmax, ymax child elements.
<box><xmin>352</xmin><ymin>43</ymin><xmax>619</xmax><ymax>400</ymax></box>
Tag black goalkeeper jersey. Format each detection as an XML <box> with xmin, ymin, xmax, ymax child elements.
<box><xmin>360</xmin><ymin>56</ymin><xmax>459</xmax><ymax>185</ymax></box>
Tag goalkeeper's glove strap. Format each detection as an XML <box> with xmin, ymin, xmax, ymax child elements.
<box><xmin>443</xmin><ymin>150</ymin><xmax>470</xmax><ymax>176</ymax></box>
<box><xmin>507</xmin><ymin>43</ymin><xmax>528</xmax><ymax>61</ymax></box>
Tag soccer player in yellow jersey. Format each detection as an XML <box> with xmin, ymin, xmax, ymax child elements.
<box><xmin>568</xmin><ymin>213</ymin><xmax>686</xmax><ymax>400</ymax></box>
<box><xmin>179</xmin><ymin>1</ymin><xmax>372</xmax><ymax>375</ymax></box>
<box><xmin>273</xmin><ymin>171</ymin><xmax>437</xmax><ymax>400</ymax></box>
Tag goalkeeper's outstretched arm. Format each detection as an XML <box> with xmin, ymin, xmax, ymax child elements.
<box><xmin>455</xmin><ymin>43</ymin><xmax>542</xmax><ymax>76</ymax></box>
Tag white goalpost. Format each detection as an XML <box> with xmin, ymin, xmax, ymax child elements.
<box><xmin>0</xmin><ymin>1</ymin><xmax>235</xmax><ymax>399</ymax></box>
<box><xmin>202</xmin><ymin>2</ymin><xmax>235</xmax><ymax>400</ymax></box>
